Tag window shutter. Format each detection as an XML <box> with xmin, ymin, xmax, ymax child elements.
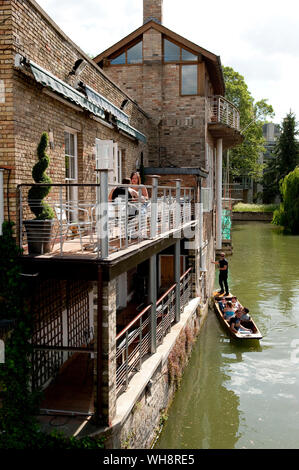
<box><xmin>95</xmin><ymin>139</ymin><xmax>114</xmax><ymax>171</ymax></box>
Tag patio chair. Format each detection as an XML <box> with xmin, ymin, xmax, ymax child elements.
<box><xmin>54</xmin><ymin>204</ymin><xmax>94</xmax><ymax>253</ymax></box>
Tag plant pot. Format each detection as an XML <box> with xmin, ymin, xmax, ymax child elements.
<box><xmin>24</xmin><ymin>219</ymin><xmax>54</xmax><ymax>255</ymax></box>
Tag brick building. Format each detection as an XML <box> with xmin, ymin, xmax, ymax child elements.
<box><xmin>0</xmin><ymin>0</ymin><xmax>242</xmax><ymax>448</ymax></box>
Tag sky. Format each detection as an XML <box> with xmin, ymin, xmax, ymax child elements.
<box><xmin>36</xmin><ymin>0</ymin><xmax>299</xmax><ymax>124</ymax></box>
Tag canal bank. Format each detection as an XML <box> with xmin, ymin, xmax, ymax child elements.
<box><xmin>155</xmin><ymin>221</ymin><xmax>299</xmax><ymax>449</ymax></box>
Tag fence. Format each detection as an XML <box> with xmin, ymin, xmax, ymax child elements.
<box><xmin>17</xmin><ymin>180</ymin><xmax>195</xmax><ymax>258</ymax></box>
<box><xmin>115</xmin><ymin>268</ymin><xmax>192</xmax><ymax>393</ymax></box>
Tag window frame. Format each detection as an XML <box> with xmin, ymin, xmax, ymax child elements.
<box><xmin>109</xmin><ymin>38</ymin><xmax>143</xmax><ymax>66</ymax></box>
<box><xmin>162</xmin><ymin>37</ymin><xmax>201</xmax><ymax>96</ymax></box>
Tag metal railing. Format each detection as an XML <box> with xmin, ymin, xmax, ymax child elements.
<box><xmin>115</xmin><ymin>268</ymin><xmax>192</xmax><ymax>393</ymax></box>
<box><xmin>209</xmin><ymin>96</ymin><xmax>240</xmax><ymax>131</ymax></box>
<box><xmin>17</xmin><ymin>180</ymin><xmax>196</xmax><ymax>258</ymax></box>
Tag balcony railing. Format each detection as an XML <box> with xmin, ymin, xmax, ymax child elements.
<box><xmin>115</xmin><ymin>268</ymin><xmax>192</xmax><ymax>393</ymax></box>
<box><xmin>209</xmin><ymin>96</ymin><xmax>240</xmax><ymax>131</ymax></box>
<box><xmin>17</xmin><ymin>180</ymin><xmax>196</xmax><ymax>258</ymax></box>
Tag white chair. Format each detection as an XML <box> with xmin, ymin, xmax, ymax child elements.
<box><xmin>54</xmin><ymin>204</ymin><xmax>93</xmax><ymax>252</ymax></box>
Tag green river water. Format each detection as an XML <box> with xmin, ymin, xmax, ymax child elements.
<box><xmin>155</xmin><ymin>221</ymin><xmax>299</xmax><ymax>449</ymax></box>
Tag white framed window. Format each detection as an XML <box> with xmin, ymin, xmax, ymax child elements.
<box><xmin>64</xmin><ymin>129</ymin><xmax>78</xmax><ymax>218</ymax></box>
<box><xmin>64</xmin><ymin>130</ymin><xmax>78</xmax><ymax>181</ymax></box>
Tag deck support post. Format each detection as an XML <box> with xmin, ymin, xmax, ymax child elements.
<box><xmin>216</xmin><ymin>138</ymin><xmax>223</xmax><ymax>250</ymax></box>
<box><xmin>149</xmin><ymin>254</ymin><xmax>157</xmax><ymax>353</ymax></box>
<box><xmin>174</xmin><ymin>240</ymin><xmax>181</xmax><ymax>323</ymax></box>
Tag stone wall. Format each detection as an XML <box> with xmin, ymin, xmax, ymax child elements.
<box><xmin>102</xmin><ymin>297</ymin><xmax>208</xmax><ymax>449</ymax></box>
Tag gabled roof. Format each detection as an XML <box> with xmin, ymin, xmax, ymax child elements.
<box><xmin>93</xmin><ymin>20</ymin><xmax>225</xmax><ymax>95</ymax></box>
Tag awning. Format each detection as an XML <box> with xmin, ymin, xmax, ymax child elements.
<box><xmin>84</xmin><ymin>85</ymin><xmax>129</xmax><ymax>124</ymax></box>
<box><xmin>29</xmin><ymin>60</ymin><xmax>146</xmax><ymax>143</ymax></box>
<box><xmin>29</xmin><ymin>60</ymin><xmax>106</xmax><ymax>119</ymax></box>
<box><xmin>116</xmin><ymin>119</ymin><xmax>147</xmax><ymax>143</ymax></box>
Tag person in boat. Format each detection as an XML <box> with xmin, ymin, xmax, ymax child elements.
<box><xmin>229</xmin><ymin>310</ymin><xmax>252</xmax><ymax>334</ymax></box>
<box><xmin>218</xmin><ymin>298</ymin><xmax>226</xmax><ymax>312</ymax></box>
<box><xmin>240</xmin><ymin>307</ymin><xmax>255</xmax><ymax>331</ymax></box>
<box><xmin>231</xmin><ymin>296</ymin><xmax>241</xmax><ymax>310</ymax></box>
<box><xmin>223</xmin><ymin>301</ymin><xmax>235</xmax><ymax>320</ymax></box>
<box><xmin>211</xmin><ymin>252</ymin><xmax>229</xmax><ymax>296</ymax></box>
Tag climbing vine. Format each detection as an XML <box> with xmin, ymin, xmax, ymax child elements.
<box><xmin>0</xmin><ymin>222</ymin><xmax>104</xmax><ymax>449</ymax></box>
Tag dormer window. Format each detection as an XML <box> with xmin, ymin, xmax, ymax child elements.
<box><xmin>110</xmin><ymin>40</ymin><xmax>143</xmax><ymax>65</ymax></box>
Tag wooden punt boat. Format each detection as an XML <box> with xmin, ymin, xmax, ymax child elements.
<box><xmin>213</xmin><ymin>292</ymin><xmax>263</xmax><ymax>341</ymax></box>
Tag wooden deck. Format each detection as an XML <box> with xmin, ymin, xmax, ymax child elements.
<box><xmin>39</xmin><ymin>353</ymin><xmax>94</xmax><ymax>415</ymax></box>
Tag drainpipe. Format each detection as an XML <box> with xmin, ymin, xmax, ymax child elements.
<box><xmin>216</xmin><ymin>138</ymin><xmax>223</xmax><ymax>250</ymax></box>
<box><xmin>0</xmin><ymin>169</ymin><xmax>3</xmax><ymax>235</ymax></box>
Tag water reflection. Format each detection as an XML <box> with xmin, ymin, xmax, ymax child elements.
<box><xmin>156</xmin><ymin>222</ymin><xmax>299</xmax><ymax>449</ymax></box>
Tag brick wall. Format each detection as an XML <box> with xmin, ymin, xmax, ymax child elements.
<box><xmin>0</xmin><ymin>0</ymin><xmax>153</xmax><ymax>224</ymax></box>
<box><xmin>143</xmin><ymin>0</ymin><xmax>163</xmax><ymax>24</ymax></box>
<box><xmin>103</xmin><ymin>27</ymin><xmax>216</xmax><ymax>169</ymax></box>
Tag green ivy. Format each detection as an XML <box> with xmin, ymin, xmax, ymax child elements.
<box><xmin>0</xmin><ymin>222</ymin><xmax>104</xmax><ymax>449</ymax></box>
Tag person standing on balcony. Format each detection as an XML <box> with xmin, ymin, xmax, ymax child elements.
<box><xmin>212</xmin><ymin>252</ymin><xmax>229</xmax><ymax>296</ymax></box>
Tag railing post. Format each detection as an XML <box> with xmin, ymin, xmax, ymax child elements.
<box><xmin>19</xmin><ymin>186</ymin><xmax>23</xmax><ymax>249</ymax></box>
<box><xmin>97</xmin><ymin>169</ymin><xmax>109</xmax><ymax>259</ymax></box>
<box><xmin>59</xmin><ymin>186</ymin><xmax>63</xmax><ymax>256</ymax></box>
<box><xmin>149</xmin><ymin>254</ymin><xmax>157</xmax><ymax>353</ymax></box>
<box><xmin>174</xmin><ymin>179</ymin><xmax>181</xmax><ymax>233</ymax></box>
<box><xmin>150</xmin><ymin>176</ymin><xmax>158</xmax><ymax>239</ymax></box>
<box><xmin>175</xmin><ymin>240</ymin><xmax>181</xmax><ymax>323</ymax></box>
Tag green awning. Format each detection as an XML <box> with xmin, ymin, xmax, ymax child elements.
<box><xmin>29</xmin><ymin>61</ymin><xmax>105</xmax><ymax>119</ymax></box>
<box><xmin>29</xmin><ymin>60</ymin><xmax>146</xmax><ymax>143</ymax></box>
<box><xmin>85</xmin><ymin>85</ymin><xmax>129</xmax><ymax>124</ymax></box>
<box><xmin>116</xmin><ymin>119</ymin><xmax>147</xmax><ymax>143</ymax></box>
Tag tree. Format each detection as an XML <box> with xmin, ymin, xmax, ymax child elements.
<box><xmin>223</xmin><ymin>66</ymin><xmax>274</xmax><ymax>180</ymax></box>
<box><xmin>263</xmin><ymin>111</ymin><xmax>299</xmax><ymax>202</ymax></box>
<box><xmin>272</xmin><ymin>166</ymin><xmax>299</xmax><ymax>234</ymax></box>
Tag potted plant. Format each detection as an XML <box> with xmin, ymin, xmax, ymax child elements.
<box><xmin>24</xmin><ymin>132</ymin><xmax>55</xmax><ymax>254</ymax></box>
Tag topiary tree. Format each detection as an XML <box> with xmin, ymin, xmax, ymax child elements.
<box><xmin>28</xmin><ymin>132</ymin><xmax>54</xmax><ymax>220</ymax></box>
<box><xmin>272</xmin><ymin>166</ymin><xmax>299</xmax><ymax>234</ymax></box>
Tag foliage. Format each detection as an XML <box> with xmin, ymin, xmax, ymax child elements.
<box><xmin>0</xmin><ymin>222</ymin><xmax>104</xmax><ymax>449</ymax></box>
<box><xmin>223</xmin><ymin>66</ymin><xmax>274</xmax><ymax>180</ymax></box>
<box><xmin>263</xmin><ymin>111</ymin><xmax>299</xmax><ymax>202</ymax></box>
<box><xmin>272</xmin><ymin>166</ymin><xmax>299</xmax><ymax>234</ymax></box>
<box><xmin>232</xmin><ymin>203</ymin><xmax>279</xmax><ymax>213</ymax></box>
<box><xmin>28</xmin><ymin>132</ymin><xmax>54</xmax><ymax>220</ymax></box>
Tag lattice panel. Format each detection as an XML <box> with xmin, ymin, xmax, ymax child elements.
<box><xmin>31</xmin><ymin>279</ymin><xmax>65</xmax><ymax>390</ymax></box>
<box><xmin>67</xmin><ymin>281</ymin><xmax>90</xmax><ymax>348</ymax></box>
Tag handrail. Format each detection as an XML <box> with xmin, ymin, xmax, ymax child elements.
<box><xmin>116</xmin><ymin>304</ymin><xmax>152</xmax><ymax>341</ymax></box>
<box><xmin>180</xmin><ymin>267</ymin><xmax>192</xmax><ymax>282</ymax></box>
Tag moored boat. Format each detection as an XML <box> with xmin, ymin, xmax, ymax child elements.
<box><xmin>213</xmin><ymin>292</ymin><xmax>263</xmax><ymax>341</ymax></box>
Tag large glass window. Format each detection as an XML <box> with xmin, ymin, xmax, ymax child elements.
<box><xmin>164</xmin><ymin>39</ymin><xmax>180</xmax><ymax>62</ymax></box>
<box><xmin>110</xmin><ymin>52</ymin><xmax>126</xmax><ymax>65</ymax></box>
<box><xmin>182</xmin><ymin>49</ymin><xmax>197</xmax><ymax>62</ymax></box>
<box><xmin>164</xmin><ymin>38</ymin><xmax>198</xmax><ymax>63</ymax></box>
<box><xmin>110</xmin><ymin>40</ymin><xmax>143</xmax><ymax>65</ymax></box>
<box><xmin>181</xmin><ymin>65</ymin><xmax>198</xmax><ymax>95</ymax></box>
<box><xmin>127</xmin><ymin>42</ymin><xmax>143</xmax><ymax>64</ymax></box>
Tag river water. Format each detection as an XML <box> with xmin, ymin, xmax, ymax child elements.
<box><xmin>155</xmin><ymin>221</ymin><xmax>299</xmax><ymax>449</ymax></box>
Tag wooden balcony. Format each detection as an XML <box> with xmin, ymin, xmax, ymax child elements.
<box><xmin>208</xmin><ymin>96</ymin><xmax>243</xmax><ymax>149</ymax></box>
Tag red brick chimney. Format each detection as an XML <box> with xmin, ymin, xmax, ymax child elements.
<box><xmin>143</xmin><ymin>0</ymin><xmax>163</xmax><ymax>24</ymax></box>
